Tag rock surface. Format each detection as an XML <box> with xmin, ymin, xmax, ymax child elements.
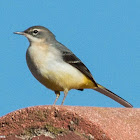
<box><xmin>0</xmin><ymin>106</ymin><xmax>139</xmax><ymax>140</ymax></box>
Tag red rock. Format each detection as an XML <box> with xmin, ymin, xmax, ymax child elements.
<box><xmin>0</xmin><ymin>106</ymin><xmax>139</xmax><ymax>140</ymax></box>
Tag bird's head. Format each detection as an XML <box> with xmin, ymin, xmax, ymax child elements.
<box><xmin>14</xmin><ymin>26</ymin><xmax>56</xmax><ymax>44</ymax></box>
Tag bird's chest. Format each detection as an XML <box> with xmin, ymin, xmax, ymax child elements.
<box><xmin>25</xmin><ymin>45</ymin><xmax>88</xmax><ymax>91</ymax></box>
<box><xmin>26</xmin><ymin>45</ymin><xmax>62</xmax><ymax>81</ymax></box>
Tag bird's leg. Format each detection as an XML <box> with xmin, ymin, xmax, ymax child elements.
<box><xmin>61</xmin><ymin>89</ymin><xmax>68</xmax><ymax>105</ymax></box>
<box><xmin>53</xmin><ymin>91</ymin><xmax>60</xmax><ymax>105</ymax></box>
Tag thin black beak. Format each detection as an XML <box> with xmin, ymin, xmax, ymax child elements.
<box><xmin>14</xmin><ymin>31</ymin><xmax>25</xmax><ymax>35</ymax></box>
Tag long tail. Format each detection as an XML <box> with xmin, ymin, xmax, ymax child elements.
<box><xmin>94</xmin><ymin>83</ymin><xmax>133</xmax><ymax>108</ymax></box>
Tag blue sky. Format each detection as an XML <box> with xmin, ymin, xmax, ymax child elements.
<box><xmin>0</xmin><ymin>1</ymin><xmax>139</xmax><ymax>116</ymax></box>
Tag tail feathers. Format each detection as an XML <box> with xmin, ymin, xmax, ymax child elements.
<box><xmin>94</xmin><ymin>84</ymin><xmax>133</xmax><ymax>108</ymax></box>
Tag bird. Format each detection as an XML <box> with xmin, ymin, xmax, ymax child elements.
<box><xmin>14</xmin><ymin>26</ymin><xmax>133</xmax><ymax>107</ymax></box>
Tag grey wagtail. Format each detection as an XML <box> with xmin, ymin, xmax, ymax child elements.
<box><xmin>14</xmin><ymin>26</ymin><xmax>133</xmax><ymax>107</ymax></box>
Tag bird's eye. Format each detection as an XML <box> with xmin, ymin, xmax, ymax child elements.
<box><xmin>33</xmin><ymin>30</ymin><xmax>38</xmax><ymax>35</ymax></box>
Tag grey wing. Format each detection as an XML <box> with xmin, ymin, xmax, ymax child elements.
<box><xmin>55</xmin><ymin>42</ymin><xmax>97</xmax><ymax>85</ymax></box>
<box><xmin>63</xmin><ymin>52</ymin><xmax>97</xmax><ymax>85</ymax></box>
